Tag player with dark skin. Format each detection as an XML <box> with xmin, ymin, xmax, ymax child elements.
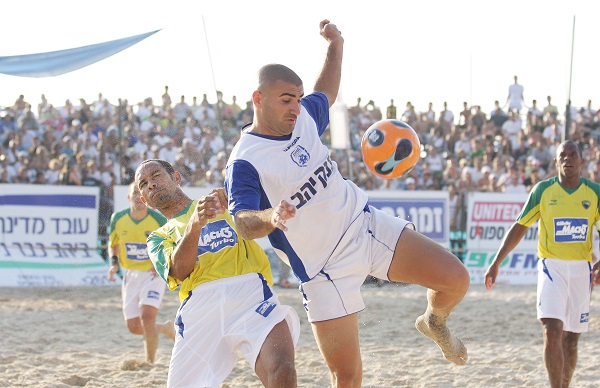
<box><xmin>485</xmin><ymin>141</ymin><xmax>600</xmax><ymax>388</ymax></box>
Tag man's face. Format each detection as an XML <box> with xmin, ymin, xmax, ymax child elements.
<box><xmin>555</xmin><ymin>143</ymin><xmax>582</xmax><ymax>179</ymax></box>
<box><xmin>135</xmin><ymin>162</ymin><xmax>178</xmax><ymax>209</ymax></box>
<box><xmin>128</xmin><ymin>184</ymin><xmax>146</xmax><ymax>209</ymax></box>
<box><xmin>256</xmin><ymin>80</ymin><xmax>303</xmax><ymax>136</ymax></box>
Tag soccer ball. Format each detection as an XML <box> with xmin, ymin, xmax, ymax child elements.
<box><xmin>361</xmin><ymin>119</ymin><xmax>421</xmax><ymax>179</ymax></box>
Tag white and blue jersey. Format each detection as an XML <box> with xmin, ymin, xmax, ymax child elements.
<box><xmin>225</xmin><ymin>92</ymin><xmax>369</xmax><ymax>282</ymax></box>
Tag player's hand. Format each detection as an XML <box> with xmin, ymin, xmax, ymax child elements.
<box><xmin>320</xmin><ymin>19</ymin><xmax>342</xmax><ymax>43</ymax></box>
<box><xmin>148</xmin><ymin>266</ymin><xmax>159</xmax><ymax>280</ymax></box>
<box><xmin>484</xmin><ymin>264</ymin><xmax>499</xmax><ymax>291</ymax></box>
<box><xmin>193</xmin><ymin>195</ymin><xmax>222</xmax><ymax>227</ymax></box>
<box><xmin>271</xmin><ymin>200</ymin><xmax>296</xmax><ymax>232</ymax></box>
<box><xmin>107</xmin><ymin>264</ymin><xmax>119</xmax><ymax>282</ymax></box>
<box><xmin>210</xmin><ymin>187</ymin><xmax>228</xmax><ymax>210</ymax></box>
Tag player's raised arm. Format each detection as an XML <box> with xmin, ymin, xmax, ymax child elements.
<box><xmin>313</xmin><ymin>19</ymin><xmax>343</xmax><ymax>108</ymax></box>
<box><xmin>170</xmin><ymin>194</ymin><xmax>222</xmax><ymax>280</ymax></box>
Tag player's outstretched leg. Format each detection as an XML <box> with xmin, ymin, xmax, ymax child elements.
<box><xmin>387</xmin><ymin>227</ymin><xmax>470</xmax><ymax>365</ymax></box>
<box><xmin>415</xmin><ymin>306</ymin><xmax>468</xmax><ymax>365</ymax></box>
<box><xmin>158</xmin><ymin>320</ymin><xmax>176</xmax><ymax>342</ymax></box>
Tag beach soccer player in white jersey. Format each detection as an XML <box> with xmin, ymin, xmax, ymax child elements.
<box><xmin>225</xmin><ymin>19</ymin><xmax>471</xmax><ymax>386</ymax></box>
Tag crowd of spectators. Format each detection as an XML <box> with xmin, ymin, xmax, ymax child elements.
<box><xmin>1</xmin><ymin>86</ymin><xmax>600</xmax><ymax>239</ymax></box>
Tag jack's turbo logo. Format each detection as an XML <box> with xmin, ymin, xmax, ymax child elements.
<box><xmin>198</xmin><ymin>219</ymin><xmax>238</xmax><ymax>254</ymax></box>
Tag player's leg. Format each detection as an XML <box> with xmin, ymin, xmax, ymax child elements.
<box><xmin>387</xmin><ymin>227</ymin><xmax>469</xmax><ymax>365</ymax></box>
<box><xmin>562</xmin><ymin>331</ymin><xmax>580</xmax><ymax>388</ymax></box>
<box><xmin>126</xmin><ymin>317</ymin><xmax>143</xmax><ymax>335</ymax></box>
<box><xmin>122</xmin><ymin>272</ymin><xmax>144</xmax><ymax>335</ymax></box>
<box><xmin>541</xmin><ymin>318</ymin><xmax>564</xmax><ymax>388</ymax></box>
<box><xmin>157</xmin><ymin>320</ymin><xmax>175</xmax><ymax>341</ymax></box>
<box><xmin>140</xmin><ymin>304</ymin><xmax>160</xmax><ymax>363</ymax></box>
<box><xmin>311</xmin><ymin>314</ymin><xmax>362</xmax><ymax>388</ymax></box>
<box><xmin>138</xmin><ymin>274</ymin><xmax>169</xmax><ymax>363</ymax></box>
<box><xmin>255</xmin><ymin>319</ymin><xmax>297</xmax><ymax>387</ymax></box>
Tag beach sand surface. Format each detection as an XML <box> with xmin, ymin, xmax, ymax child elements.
<box><xmin>1</xmin><ymin>283</ymin><xmax>599</xmax><ymax>387</ymax></box>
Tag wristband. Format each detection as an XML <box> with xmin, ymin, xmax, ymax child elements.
<box><xmin>111</xmin><ymin>255</ymin><xmax>119</xmax><ymax>266</ymax></box>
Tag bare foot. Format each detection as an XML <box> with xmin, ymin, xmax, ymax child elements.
<box><xmin>158</xmin><ymin>320</ymin><xmax>176</xmax><ymax>342</ymax></box>
<box><xmin>415</xmin><ymin>313</ymin><xmax>468</xmax><ymax>365</ymax></box>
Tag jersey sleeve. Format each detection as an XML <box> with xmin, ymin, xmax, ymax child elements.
<box><xmin>301</xmin><ymin>92</ymin><xmax>329</xmax><ymax>136</ymax></box>
<box><xmin>516</xmin><ymin>182</ymin><xmax>543</xmax><ymax>227</ymax></box>
<box><xmin>108</xmin><ymin>212</ymin><xmax>120</xmax><ymax>248</ymax></box>
<box><xmin>225</xmin><ymin>159</ymin><xmax>262</xmax><ymax>215</ymax></box>
<box><xmin>147</xmin><ymin>229</ymin><xmax>179</xmax><ymax>290</ymax></box>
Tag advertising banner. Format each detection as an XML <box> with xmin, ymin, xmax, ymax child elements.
<box><xmin>366</xmin><ymin>190</ymin><xmax>449</xmax><ymax>247</ymax></box>
<box><xmin>0</xmin><ymin>184</ymin><xmax>111</xmax><ymax>287</ymax></box>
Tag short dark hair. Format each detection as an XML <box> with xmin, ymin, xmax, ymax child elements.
<box><xmin>558</xmin><ymin>140</ymin><xmax>582</xmax><ymax>158</ymax></box>
<box><xmin>257</xmin><ymin>64</ymin><xmax>302</xmax><ymax>90</ymax></box>
<box><xmin>137</xmin><ymin>159</ymin><xmax>175</xmax><ymax>176</ymax></box>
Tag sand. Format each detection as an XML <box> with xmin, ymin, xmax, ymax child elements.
<box><xmin>1</xmin><ymin>283</ymin><xmax>600</xmax><ymax>387</ymax></box>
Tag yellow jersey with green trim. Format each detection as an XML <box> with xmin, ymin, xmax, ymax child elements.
<box><xmin>517</xmin><ymin>176</ymin><xmax>600</xmax><ymax>262</ymax></box>
<box><xmin>146</xmin><ymin>200</ymin><xmax>273</xmax><ymax>301</ymax></box>
<box><xmin>108</xmin><ymin>208</ymin><xmax>167</xmax><ymax>271</ymax></box>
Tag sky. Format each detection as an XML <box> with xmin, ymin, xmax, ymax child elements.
<box><xmin>1</xmin><ymin>0</ymin><xmax>599</xmax><ymax>116</ymax></box>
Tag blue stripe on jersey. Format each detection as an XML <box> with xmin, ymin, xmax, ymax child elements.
<box><xmin>301</xmin><ymin>92</ymin><xmax>329</xmax><ymax>137</ymax></box>
<box><xmin>268</xmin><ymin>228</ymin><xmax>309</xmax><ymax>282</ymax></box>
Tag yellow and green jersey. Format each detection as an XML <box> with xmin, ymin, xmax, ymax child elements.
<box><xmin>108</xmin><ymin>208</ymin><xmax>167</xmax><ymax>271</ymax></box>
<box><xmin>146</xmin><ymin>200</ymin><xmax>273</xmax><ymax>301</ymax></box>
<box><xmin>517</xmin><ymin>176</ymin><xmax>600</xmax><ymax>262</ymax></box>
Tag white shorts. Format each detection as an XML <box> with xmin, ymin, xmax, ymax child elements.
<box><xmin>537</xmin><ymin>258</ymin><xmax>593</xmax><ymax>333</ymax></box>
<box><xmin>122</xmin><ymin>269</ymin><xmax>166</xmax><ymax>320</ymax></box>
<box><xmin>167</xmin><ymin>272</ymin><xmax>300</xmax><ymax>388</ymax></box>
<box><xmin>301</xmin><ymin>205</ymin><xmax>413</xmax><ymax>322</ymax></box>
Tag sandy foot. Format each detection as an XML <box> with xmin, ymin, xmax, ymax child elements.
<box><xmin>415</xmin><ymin>314</ymin><xmax>468</xmax><ymax>366</ymax></box>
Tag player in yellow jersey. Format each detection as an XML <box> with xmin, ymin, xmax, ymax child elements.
<box><xmin>107</xmin><ymin>182</ymin><xmax>175</xmax><ymax>364</ymax></box>
<box><xmin>135</xmin><ymin>159</ymin><xmax>299</xmax><ymax>388</ymax></box>
<box><xmin>485</xmin><ymin>140</ymin><xmax>600</xmax><ymax>388</ymax></box>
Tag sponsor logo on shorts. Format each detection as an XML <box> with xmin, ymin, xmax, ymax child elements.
<box><xmin>256</xmin><ymin>301</ymin><xmax>276</xmax><ymax>317</ymax></box>
<box><xmin>198</xmin><ymin>219</ymin><xmax>238</xmax><ymax>254</ymax></box>
<box><xmin>580</xmin><ymin>313</ymin><xmax>589</xmax><ymax>323</ymax></box>
<box><xmin>125</xmin><ymin>243</ymin><xmax>149</xmax><ymax>261</ymax></box>
<box><xmin>147</xmin><ymin>290</ymin><xmax>160</xmax><ymax>300</ymax></box>
<box><xmin>553</xmin><ymin>218</ymin><xmax>588</xmax><ymax>242</ymax></box>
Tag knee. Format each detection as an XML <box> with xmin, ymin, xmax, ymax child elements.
<box><xmin>126</xmin><ymin>319</ymin><xmax>143</xmax><ymax>335</ymax></box>
<box><xmin>563</xmin><ymin>333</ymin><xmax>580</xmax><ymax>351</ymax></box>
<box><xmin>140</xmin><ymin>309</ymin><xmax>157</xmax><ymax>328</ymax></box>
<box><xmin>268</xmin><ymin>360</ymin><xmax>297</xmax><ymax>386</ymax></box>
<box><xmin>330</xmin><ymin>363</ymin><xmax>362</xmax><ymax>387</ymax></box>
<box><xmin>440</xmin><ymin>256</ymin><xmax>470</xmax><ymax>295</ymax></box>
<box><xmin>541</xmin><ymin>319</ymin><xmax>563</xmax><ymax>343</ymax></box>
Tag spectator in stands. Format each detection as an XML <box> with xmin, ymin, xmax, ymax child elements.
<box><xmin>490</xmin><ymin>100</ymin><xmax>508</xmax><ymax>131</ymax></box>
<box><xmin>505</xmin><ymin>75</ymin><xmax>525</xmax><ymax>112</ymax></box>
<box><xmin>386</xmin><ymin>99</ymin><xmax>397</xmax><ymax>119</ymax></box>
<box><xmin>542</xmin><ymin>95</ymin><xmax>558</xmax><ymax>121</ymax></box>
<box><xmin>438</xmin><ymin>101</ymin><xmax>454</xmax><ymax>134</ymax></box>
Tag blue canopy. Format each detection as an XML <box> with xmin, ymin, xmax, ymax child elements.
<box><xmin>0</xmin><ymin>30</ymin><xmax>159</xmax><ymax>77</ymax></box>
